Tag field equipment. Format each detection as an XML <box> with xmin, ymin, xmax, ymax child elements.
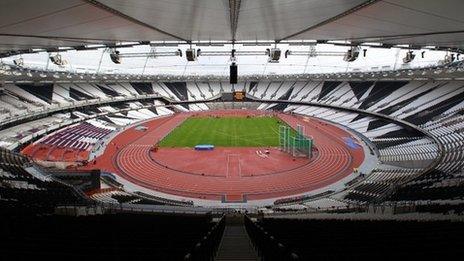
<box><xmin>279</xmin><ymin>124</ymin><xmax>313</xmax><ymax>158</ymax></box>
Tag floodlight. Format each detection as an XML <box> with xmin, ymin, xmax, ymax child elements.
<box><xmin>343</xmin><ymin>46</ymin><xmax>360</xmax><ymax>62</ymax></box>
<box><xmin>186</xmin><ymin>48</ymin><xmax>197</xmax><ymax>61</ymax></box>
<box><xmin>110</xmin><ymin>50</ymin><xmax>121</xmax><ymax>64</ymax></box>
<box><xmin>13</xmin><ymin>58</ymin><xmax>24</xmax><ymax>67</ymax></box>
<box><xmin>403</xmin><ymin>51</ymin><xmax>415</xmax><ymax>63</ymax></box>
<box><xmin>50</xmin><ymin>54</ymin><xmax>67</xmax><ymax>66</ymax></box>
<box><xmin>266</xmin><ymin>48</ymin><xmax>281</xmax><ymax>62</ymax></box>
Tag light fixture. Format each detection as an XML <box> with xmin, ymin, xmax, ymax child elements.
<box><xmin>110</xmin><ymin>50</ymin><xmax>121</xmax><ymax>64</ymax></box>
<box><xmin>50</xmin><ymin>54</ymin><xmax>67</xmax><ymax>66</ymax></box>
<box><xmin>266</xmin><ymin>48</ymin><xmax>281</xmax><ymax>63</ymax></box>
<box><xmin>285</xmin><ymin>44</ymin><xmax>345</xmax><ymax>58</ymax></box>
<box><xmin>403</xmin><ymin>51</ymin><xmax>415</xmax><ymax>63</ymax></box>
<box><xmin>443</xmin><ymin>54</ymin><xmax>455</xmax><ymax>64</ymax></box>
<box><xmin>185</xmin><ymin>48</ymin><xmax>198</xmax><ymax>61</ymax></box>
<box><xmin>13</xmin><ymin>58</ymin><xmax>24</xmax><ymax>67</ymax></box>
<box><xmin>343</xmin><ymin>46</ymin><xmax>360</xmax><ymax>62</ymax></box>
<box><xmin>111</xmin><ymin>48</ymin><xmax>182</xmax><ymax>64</ymax></box>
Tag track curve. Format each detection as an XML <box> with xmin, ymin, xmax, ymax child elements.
<box><xmin>85</xmin><ymin>110</ymin><xmax>365</xmax><ymax>202</ymax></box>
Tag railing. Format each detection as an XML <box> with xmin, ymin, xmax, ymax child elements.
<box><xmin>245</xmin><ymin>215</ymin><xmax>300</xmax><ymax>261</ymax></box>
<box><xmin>184</xmin><ymin>215</ymin><xmax>226</xmax><ymax>261</ymax></box>
<box><xmin>55</xmin><ymin>202</ymin><xmax>228</xmax><ymax>216</ymax></box>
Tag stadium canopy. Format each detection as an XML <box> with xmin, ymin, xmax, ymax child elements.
<box><xmin>1</xmin><ymin>0</ymin><xmax>464</xmax><ymax>54</ymax></box>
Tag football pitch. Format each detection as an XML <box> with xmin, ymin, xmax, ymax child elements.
<box><xmin>159</xmin><ymin>116</ymin><xmax>291</xmax><ymax>147</ymax></box>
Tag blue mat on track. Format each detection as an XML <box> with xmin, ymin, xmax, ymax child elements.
<box><xmin>343</xmin><ymin>137</ymin><xmax>361</xmax><ymax>150</ymax></box>
<box><xmin>195</xmin><ymin>144</ymin><xmax>215</xmax><ymax>150</ymax></box>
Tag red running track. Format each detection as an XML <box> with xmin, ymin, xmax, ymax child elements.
<box><xmin>151</xmin><ymin>147</ymin><xmax>311</xmax><ymax>178</ymax></box>
<box><xmin>81</xmin><ymin>110</ymin><xmax>365</xmax><ymax>202</ymax></box>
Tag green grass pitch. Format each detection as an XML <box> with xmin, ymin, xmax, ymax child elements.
<box><xmin>159</xmin><ymin>116</ymin><xmax>291</xmax><ymax>147</ymax></box>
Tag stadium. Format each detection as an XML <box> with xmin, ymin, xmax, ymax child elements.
<box><xmin>1</xmin><ymin>0</ymin><xmax>464</xmax><ymax>260</ymax></box>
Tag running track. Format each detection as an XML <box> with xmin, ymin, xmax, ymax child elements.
<box><xmin>82</xmin><ymin>110</ymin><xmax>365</xmax><ymax>202</ymax></box>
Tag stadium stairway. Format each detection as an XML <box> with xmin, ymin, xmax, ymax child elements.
<box><xmin>215</xmin><ymin>214</ymin><xmax>258</xmax><ymax>261</ymax></box>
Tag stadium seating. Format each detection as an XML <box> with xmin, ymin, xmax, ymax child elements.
<box><xmin>246</xmin><ymin>216</ymin><xmax>464</xmax><ymax>260</ymax></box>
<box><xmin>258</xmin><ymin>80</ymin><xmax>464</xmax><ymax>207</ymax></box>
<box><xmin>21</xmin><ymin>121</ymin><xmax>114</xmax><ymax>162</ymax></box>
<box><xmin>0</xmin><ymin>212</ymin><xmax>217</xmax><ymax>259</ymax></box>
<box><xmin>0</xmin><ymin>79</ymin><xmax>464</xmax><ymax>210</ymax></box>
<box><xmin>0</xmin><ymin>148</ymin><xmax>88</xmax><ymax>214</ymax></box>
<box><xmin>2</xmin><ymin>2</ymin><xmax>464</xmax><ymax>259</ymax></box>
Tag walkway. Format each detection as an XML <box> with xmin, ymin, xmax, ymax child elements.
<box><xmin>216</xmin><ymin>214</ymin><xmax>258</xmax><ymax>261</ymax></box>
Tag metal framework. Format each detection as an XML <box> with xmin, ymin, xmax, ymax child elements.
<box><xmin>116</xmin><ymin>50</ymin><xmax>182</xmax><ymax>58</ymax></box>
<box><xmin>279</xmin><ymin>125</ymin><xmax>312</xmax><ymax>158</ymax></box>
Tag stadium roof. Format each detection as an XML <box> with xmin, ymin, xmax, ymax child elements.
<box><xmin>1</xmin><ymin>0</ymin><xmax>464</xmax><ymax>53</ymax></box>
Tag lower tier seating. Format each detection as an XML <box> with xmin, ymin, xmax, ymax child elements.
<box><xmin>247</xmin><ymin>217</ymin><xmax>464</xmax><ymax>260</ymax></box>
<box><xmin>0</xmin><ymin>148</ymin><xmax>88</xmax><ymax>214</ymax></box>
<box><xmin>0</xmin><ymin>212</ymin><xmax>215</xmax><ymax>260</ymax></box>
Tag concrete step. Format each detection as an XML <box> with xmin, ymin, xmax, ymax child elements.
<box><xmin>215</xmin><ymin>214</ymin><xmax>258</xmax><ymax>261</ymax></box>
